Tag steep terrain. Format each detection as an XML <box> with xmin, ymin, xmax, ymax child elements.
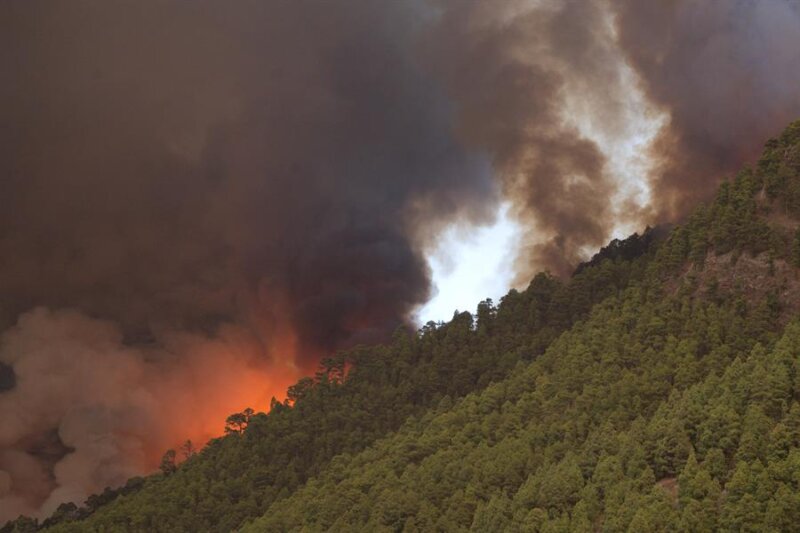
<box><xmin>4</xmin><ymin>120</ymin><xmax>800</xmax><ymax>532</ymax></box>
<box><xmin>242</xmin><ymin>122</ymin><xmax>800</xmax><ymax>532</ymax></box>
<box><xmin>6</xmin><ymin>224</ymin><xmax>657</xmax><ymax>533</ymax></box>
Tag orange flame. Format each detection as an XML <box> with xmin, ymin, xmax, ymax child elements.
<box><xmin>137</xmin><ymin>326</ymin><xmax>306</xmax><ymax>466</ymax></box>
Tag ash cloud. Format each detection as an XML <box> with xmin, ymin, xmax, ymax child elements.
<box><xmin>614</xmin><ymin>0</ymin><xmax>800</xmax><ymax>220</ymax></box>
<box><xmin>422</xmin><ymin>0</ymin><xmax>800</xmax><ymax>277</ymax></box>
<box><xmin>422</xmin><ymin>0</ymin><xmax>650</xmax><ymax>278</ymax></box>
<box><xmin>0</xmin><ymin>0</ymin><xmax>493</xmax><ymax>358</ymax></box>
<box><xmin>0</xmin><ymin>0</ymin><xmax>493</xmax><ymax>521</ymax></box>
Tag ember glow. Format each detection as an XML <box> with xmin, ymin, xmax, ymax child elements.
<box><xmin>0</xmin><ymin>309</ymin><xmax>304</xmax><ymax>519</ymax></box>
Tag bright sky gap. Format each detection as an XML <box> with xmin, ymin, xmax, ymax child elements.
<box><xmin>416</xmin><ymin>203</ymin><xmax>522</xmax><ymax>324</ymax></box>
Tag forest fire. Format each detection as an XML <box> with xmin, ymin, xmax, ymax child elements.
<box><xmin>138</xmin><ymin>329</ymin><xmax>304</xmax><ymax>465</ymax></box>
<box><xmin>2</xmin><ymin>0</ymin><xmax>800</xmax><ymax>526</ymax></box>
<box><xmin>0</xmin><ymin>311</ymin><xmax>306</xmax><ymax>521</ymax></box>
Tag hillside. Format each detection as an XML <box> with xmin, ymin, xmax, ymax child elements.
<box><xmin>246</xmin><ymin>280</ymin><xmax>797</xmax><ymax>532</ymax></box>
<box><xmin>7</xmin><ymin>217</ymin><xmax>655</xmax><ymax>532</ymax></box>
<box><xmin>242</xmin><ymin>123</ymin><xmax>800</xmax><ymax>531</ymax></box>
<box><xmin>5</xmin><ymin>120</ymin><xmax>800</xmax><ymax>532</ymax></box>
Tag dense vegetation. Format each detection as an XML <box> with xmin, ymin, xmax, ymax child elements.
<box><xmin>246</xmin><ymin>283</ymin><xmax>794</xmax><ymax>532</ymax></box>
<box><xmin>9</xmin><ymin>211</ymin><xmax>656</xmax><ymax>533</ymax></box>
<box><xmin>4</xmin><ymin>120</ymin><xmax>800</xmax><ymax>532</ymax></box>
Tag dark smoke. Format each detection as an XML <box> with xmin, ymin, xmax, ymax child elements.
<box><xmin>0</xmin><ymin>0</ymin><xmax>494</xmax><ymax>520</ymax></box>
<box><xmin>423</xmin><ymin>0</ymin><xmax>800</xmax><ymax>277</ymax></box>
<box><xmin>0</xmin><ymin>0</ymin><xmax>493</xmax><ymax>361</ymax></box>
<box><xmin>423</xmin><ymin>0</ymin><xmax>649</xmax><ymax>278</ymax></box>
<box><xmin>614</xmin><ymin>0</ymin><xmax>800</xmax><ymax>220</ymax></box>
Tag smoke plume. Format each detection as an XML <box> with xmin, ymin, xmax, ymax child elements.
<box><xmin>0</xmin><ymin>308</ymin><xmax>295</xmax><ymax>520</ymax></box>
<box><xmin>615</xmin><ymin>0</ymin><xmax>800</xmax><ymax>220</ymax></box>
<box><xmin>0</xmin><ymin>0</ymin><xmax>492</xmax><ymax>520</ymax></box>
<box><xmin>423</xmin><ymin>0</ymin><xmax>643</xmax><ymax>277</ymax></box>
<box><xmin>424</xmin><ymin>0</ymin><xmax>800</xmax><ymax>277</ymax></box>
<box><xmin>1</xmin><ymin>0</ymin><xmax>799</xmax><ymax>522</ymax></box>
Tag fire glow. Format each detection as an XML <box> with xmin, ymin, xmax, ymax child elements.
<box><xmin>0</xmin><ymin>309</ymin><xmax>305</xmax><ymax>521</ymax></box>
<box><xmin>139</xmin><ymin>327</ymin><xmax>303</xmax><ymax>465</ymax></box>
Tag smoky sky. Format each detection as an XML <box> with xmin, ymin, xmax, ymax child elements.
<box><xmin>425</xmin><ymin>0</ymin><xmax>800</xmax><ymax>277</ymax></box>
<box><xmin>2</xmin><ymin>0</ymin><xmax>798</xmax><ymax>355</ymax></box>
<box><xmin>0</xmin><ymin>0</ymin><xmax>494</xmax><ymax>362</ymax></box>
<box><xmin>1</xmin><ymin>0</ymin><xmax>800</xmax><ymax>522</ymax></box>
<box><xmin>615</xmin><ymin>0</ymin><xmax>800</xmax><ymax>220</ymax></box>
<box><xmin>423</xmin><ymin>0</ymin><xmax>624</xmax><ymax>276</ymax></box>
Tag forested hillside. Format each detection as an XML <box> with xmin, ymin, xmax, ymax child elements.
<box><xmin>243</xmin><ymin>124</ymin><xmax>800</xmax><ymax>531</ymax></box>
<box><xmin>246</xmin><ymin>285</ymin><xmax>797</xmax><ymax>531</ymax></box>
<box><xmin>8</xmin><ymin>204</ymin><xmax>657</xmax><ymax>533</ymax></box>
<box><xmin>6</xmin><ymin>120</ymin><xmax>800</xmax><ymax>532</ymax></box>
<box><xmin>25</xmin><ymin>241</ymin><xmax>653</xmax><ymax>533</ymax></box>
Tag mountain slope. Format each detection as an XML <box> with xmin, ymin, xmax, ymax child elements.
<box><xmin>246</xmin><ymin>278</ymin><xmax>797</xmax><ymax>532</ymax></box>
<box><xmin>240</xmin><ymin>121</ymin><xmax>800</xmax><ymax>532</ymax></box>
<box><xmin>13</xmin><ymin>203</ymin><xmax>657</xmax><ymax>531</ymax></box>
<box><xmin>13</xmin><ymin>119</ymin><xmax>800</xmax><ymax>532</ymax></box>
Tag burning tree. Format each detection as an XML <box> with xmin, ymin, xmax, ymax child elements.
<box><xmin>224</xmin><ymin>407</ymin><xmax>255</xmax><ymax>435</ymax></box>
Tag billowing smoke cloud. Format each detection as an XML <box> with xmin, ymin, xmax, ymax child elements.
<box><xmin>0</xmin><ymin>0</ymin><xmax>494</xmax><ymax>521</ymax></box>
<box><xmin>423</xmin><ymin>0</ymin><xmax>800</xmax><ymax>277</ymax></box>
<box><xmin>1</xmin><ymin>0</ymin><xmax>799</xmax><ymax>523</ymax></box>
<box><xmin>422</xmin><ymin>0</ymin><xmax>656</xmax><ymax>277</ymax></box>
<box><xmin>0</xmin><ymin>308</ymin><xmax>296</xmax><ymax>520</ymax></box>
<box><xmin>615</xmin><ymin>0</ymin><xmax>800</xmax><ymax>220</ymax></box>
<box><xmin>0</xmin><ymin>1</ymin><xmax>493</xmax><ymax>354</ymax></box>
